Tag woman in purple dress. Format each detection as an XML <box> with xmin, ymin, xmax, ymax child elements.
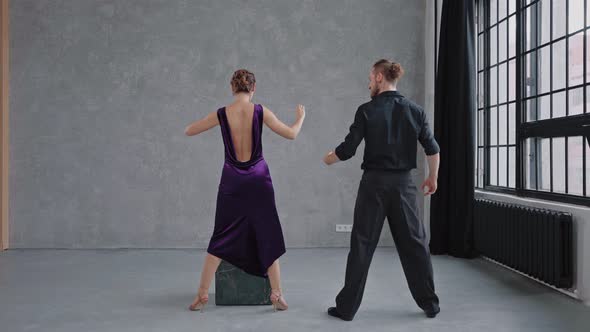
<box><xmin>184</xmin><ymin>69</ymin><xmax>305</xmax><ymax>312</ymax></box>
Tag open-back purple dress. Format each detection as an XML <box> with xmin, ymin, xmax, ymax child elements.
<box><xmin>206</xmin><ymin>104</ymin><xmax>286</xmax><ymax>278</ymax></box>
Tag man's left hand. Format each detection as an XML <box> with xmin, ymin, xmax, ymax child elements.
<box><xmin>420</xmin><ymin>176</ymin><xmax>438</xmax><ymax>196</ymax></box>
<box><xmin>323</xmin><ymin>151</ymin><xmax>340</xmax><ymax>165</ymax></box>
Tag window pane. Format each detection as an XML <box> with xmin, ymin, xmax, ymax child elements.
<box><xmin>508</xmin><ymin>103</ymin><xmax>516</xmax><ymax>144</ymax></box>
<box><xmin>538</xmin><ymin>45</ymin><xmax>551</xmax><ymax>94</ymax></box>
<box><xmin>540</xmin><ymin>138</ymin><xmax>551</xmax><ymax>191</ymax></box>
<box><xmin>525</xmin><ymin>52</ymin><xmax>537</xmax><ymax>97</ymax></box>
<box><xmin>491</xmin><ymin>0</ymin><xmax>498</xmax><ymax>27</ymax></box>
<box><xmin>476</xmin><ymin>109</ymin><xmax>480</xmax><ymax>146</ymax></box>
<box><xmin>569</xmin><ymin>32</ymin><xmax>585</xmax><ymax>87</ymax></box>
<box><xmin>553</xmin><ymin>91</ymin><xmax>566</xmax><ymax>118</ymax></box>
<box><xmin>478</xmin><ymin>1</ymin><xmax>484</xmax><ymax>33</ymax></box>
<box><xmin>526</xmin><ymin>98</ymin><xmax>538</xmax><ymax>121</ymax></box>
<box><xmin>490</xmin><ymin>147</ymin><xmax>498</xmax><ymax>185</ymax></box>
<box><xmin>499</xmin><ymin>20</ymin><xmax>507</xmax><ymax>63</ymax></box>
<box><xmin>478</xmin><ymin>73</ymin><xmax>484</xmax><ymax>108</ymax></box>
<box><xmin>524</xmin><ymin>3</ymin><xmax>537</xmax><ymax>51</ymax></box>
<box><xmin>508</xmin><ymin>15</ymin><xmax>516</xmax><ymax>59</ymax></box>
<box><xmin>473</xmin><ymin>149</ymin><xmax>477</xmax><ymax>188</ymax></box>
<box><xmin>552</xmin><ymin>0</ymin><xmax>566</xmax><ymax>40</ymax></box>
<box><xmin>539</xmin><ymin>94</ymin><xmax>551</xmax><ymax>120</ymax></box>
<box><xmin>491</xmin><ymin>66</ymin><xmax>498</xmax><ymax>105</ymax></box>
<box><xmin>499</xmin><ymin>63</ymin><xmax>507</xmax><ymax>104</ymax></box>
<box><xmin>588</xmin><ymin>33</ymin><xmax>590</xmax><ymax>84</ymax></box>
<box><xmin>526</xmin><ymin>138</ymin><xmax>537</xmax><ymax>189</ymax></box>
<box><xmin>498</xmin><ymin>0</ymin><xmax>507</xmax><ymax>21</ymax></box>
<box><xmin>509</xmin><ymin>146</ymin><xmax>516</xmax><ymax>188</ymax></box>
<box><xmin>569</xmin><ymin>88</ymin><xmax>584</xmax><ymax>116</ymax></box>
<box><xmin>569</xmin><ymin>0</ymin><xmax>585</xmax><ymax>33</ymax></box>
<box><xmin>478</xmin><ymin>34</ymin><xmax>484</xmax><ymax>70</ymax></box>
<box><xmin>491</xmin><ymin>106</ymin><xmax>498</xmax><ymax>145</ymax></box>
<box><xmin>478</xmin><ymin>109</ymin><xmax>485</xmax><ymax>144</ymax></box>
<box><xmin>499</xmin><ymin>147</ymin><xmax>508</xmax><ymax>187</ymax></box>
<box><xmin>539</xmin><ymin>0</ymin><xmax>551</xmax><ymax>45</ymax></box>
<box><xmin>491</xmin><ymin>26</ymin><xmax>498</xmax><ymax>65</ymax></box>
<box><xmin>553</xmin><ymin>138</ymin><xmax>566</xmax><ymax>193</ymax></box>
<box><xmin>568</xmin><ymin>137</ymin><xmax>584</xmax><ymax>196</ymax></box>
<box><xmin>508</xmin><ymin>59</ymin><xmax>516</xmax><ymax>101</ymax></box>
<box><xmin>553</xmin><ymin>39</ymin><xmax>567</xmax><ymax>91</ymax></box>
<box><xmin>478</xmin><ymin>148</ymin><xmax>484</xmax><ymax>187</ymax></box>
<box><xmin>508</xmin><ymin>0</ymin><xmax>516</xmax><ymax>15</ymax></box>
<box><xmin>499</xmin><ymin>105</ymin><xmax>507</xmax><ymax>145</ymax></box>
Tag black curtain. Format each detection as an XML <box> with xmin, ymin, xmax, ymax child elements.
<box><xmin>430</xmin><ymin>0</ymin><xmax>478</xmax><ymax>258</ymax></box>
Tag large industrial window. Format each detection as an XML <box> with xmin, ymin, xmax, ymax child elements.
<box><xmin>476</xmin><ymin>0</ymin><xmax>590</xmax><ymax>206</ymax></box>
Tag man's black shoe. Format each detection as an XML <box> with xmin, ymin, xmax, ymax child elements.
<box><xmin>327</xmin><ymin>307</ymin><xmax>353</xmax><ymax>321</ymax></box>
<box><xmin>424</xmin><ymin>305</ymin><xmax>440</xmax><ymax>318</ymax></box>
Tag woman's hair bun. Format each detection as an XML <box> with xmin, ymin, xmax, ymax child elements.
<box><xmin>231</xmin><ymin>69</ymin><xmax>256</xmax><ymax>93</ymax></box>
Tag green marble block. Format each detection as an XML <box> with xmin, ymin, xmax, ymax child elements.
<box><xmin>215</xmin><ymin>260</ymin><xmax>271</xmax><ymax>305</ymax></box>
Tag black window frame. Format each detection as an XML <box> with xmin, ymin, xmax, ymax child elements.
<box><xmin>476</xmin><ymin>0</ymin><xmax>590</xmax><ymax>207</ymax></box>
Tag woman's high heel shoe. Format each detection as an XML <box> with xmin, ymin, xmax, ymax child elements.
<box><xmin>189</xmin><ymin>288</ymin><xmax>209</xmax><ymax>312</ymax></box>
<box><xmin>270</xmin><ymin>288</ymin><xmax>288</xmax><ymax>311</ymax></box>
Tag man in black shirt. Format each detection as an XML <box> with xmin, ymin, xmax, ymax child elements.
<box><xmin>323</xmin><ymin>59</ymin><xmax>441</xmax><ymax>320</ymax></box>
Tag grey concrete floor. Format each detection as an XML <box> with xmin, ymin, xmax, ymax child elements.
<box><xmin>0</xmin><ymin>248</ymin><xmax>589</xmax><ymax>332</ymax></box>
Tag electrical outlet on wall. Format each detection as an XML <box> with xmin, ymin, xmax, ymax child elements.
<box><xmin>336</xmin><ymin>224</ymin><xmax>353</xmax><ymax>232</ymax></box>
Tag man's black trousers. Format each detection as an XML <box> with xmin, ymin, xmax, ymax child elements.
<box><xmin>335</xmin><ymin>170</ymin><xmax>440</xmax><ymax>319</ymax></box>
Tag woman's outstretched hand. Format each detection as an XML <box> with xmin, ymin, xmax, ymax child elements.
<box><xmin>296</xmin><ymin>104</ymin><xmax>306</xmax><ymax>119</ymax></box>
<box><xmin>262</xmin><ymin>104</ymin><xmax>305</xmax><ymax>140</ymax></box>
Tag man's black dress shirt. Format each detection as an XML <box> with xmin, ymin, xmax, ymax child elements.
<box><xmin>334</xmin><ymin>90</ymin><xmax>440</xmax><ymax>171</ymax></box>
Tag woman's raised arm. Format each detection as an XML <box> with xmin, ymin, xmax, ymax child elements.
<box><xmin>262</xmin><ymin>105</ymin><xmax>305</xmax><ymax>140</ymax></box>
<box><xmin>184</xmin><ymin>111</ymin><xmax>220</xmax><ymax>136</ymax></box>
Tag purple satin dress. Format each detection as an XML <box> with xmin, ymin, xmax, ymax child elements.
<box><xmin>206</xmin><ymin>104</ymin><xmax>286</xmax><ymax>278</ymax></box>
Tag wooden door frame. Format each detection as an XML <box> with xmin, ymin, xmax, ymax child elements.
<box><xmin>1</xmin><ymin>0</ymin><xmax>9</xmax><ymax>250</ymax></box>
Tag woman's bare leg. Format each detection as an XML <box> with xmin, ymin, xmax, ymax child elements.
<box><xmin>267</xmin><ymin>259</ymin><xmax>288</xmax><ymax>310</ymax></box>
<box><xmin>267</xmin><ymin>259</ymin><xmax>282</xmax><ymax>291</ymax></box>
<box><xmin>190</xmin><ymin>253</ymin><xmax>222</xmax><ymax>310</ymax></box>
<box><xmin>199</xmin><ymin>253</ymin><xmax>222</xmax><ymax>290</ymax></box>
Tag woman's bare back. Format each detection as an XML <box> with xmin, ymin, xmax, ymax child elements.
<box><xmin>224</xmin><ymin>101</ymin><xmax>256</xmax><ymax>162</ymax></box>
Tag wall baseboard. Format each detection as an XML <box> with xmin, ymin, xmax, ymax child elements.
<box><xmin>481</xmin><ymin>256</ymin><xmax>579</xmax><ymax>301</ymax></box>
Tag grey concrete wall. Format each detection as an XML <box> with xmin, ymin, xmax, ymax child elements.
<box><xmin>9</xmin><ymin>0</ymin><xmax>427</xmax><ymax>248</ymax></box>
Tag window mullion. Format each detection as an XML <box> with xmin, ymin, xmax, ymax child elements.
<box><xmin>584</xmin><ymin>0</ymin><xmax>588</xmax><ymax>197</ymax></box>
<box><xmin>516</xmin><ymin>0</ymin><xmax>525</xmax><ymax>192</ymax></box>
